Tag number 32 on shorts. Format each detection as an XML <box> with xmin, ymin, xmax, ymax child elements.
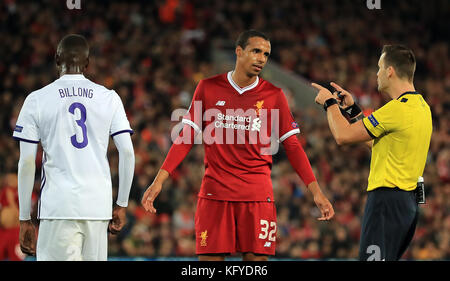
<box><xmin>258</xmin><ymin>219</ymin><xmax>276</xmax><ymax>242</ymax></box>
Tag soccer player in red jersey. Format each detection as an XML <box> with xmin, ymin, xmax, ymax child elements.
<box><xmin>142</xmin><ymin>30</ymin><xmax>334</xmax><ymax>261</ymax></box>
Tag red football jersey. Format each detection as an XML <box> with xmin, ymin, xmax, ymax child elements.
<box><xmin>182</xmin><ymin>72</ymin><xmax>300</xmax><ymax>201</ymax></box>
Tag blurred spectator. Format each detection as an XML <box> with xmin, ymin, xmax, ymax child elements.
<box><xmin>0</xmin><ymin>174</ymin><xmax>37</xmax><ymax>260</ymax></box>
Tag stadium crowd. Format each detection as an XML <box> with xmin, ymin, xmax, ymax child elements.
<box><xmin>0</xmin><ymin>0</ymin><xmax>448</xmax><ymax>260</ymax></box>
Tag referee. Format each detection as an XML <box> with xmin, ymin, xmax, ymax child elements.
<box><xmin>311</xmin><ymin>45</ymin><xmax>432</xmax><ymax>261</ymax></box>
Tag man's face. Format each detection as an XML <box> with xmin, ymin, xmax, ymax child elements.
<box><xmin>377</xmin><ymin>53</ymin><xmax>390</xmax><ymax>93</ymax></box>
<box><xmin>236</xmin><ymin>36</ymin><xmax>271</xmax><ymax>77</ymax></box>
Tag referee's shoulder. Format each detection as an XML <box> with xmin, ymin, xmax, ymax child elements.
<box><xmin>380</xmin><ymin>98</ymin><xmax>404</xmax><ymax>111</ymax></box>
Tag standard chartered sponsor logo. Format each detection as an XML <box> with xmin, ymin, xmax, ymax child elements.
<box><xmin>214</xmin><ymin>113</ymin><xmax>261</xmax><ymax>132</ymax></box>
<box><xmin>170</xmin><ymin>101</ymin><xmax>282</xmax><ymax>155</ymax></box>
<box><xmin>214</xmin><ymin>113</ymin><xmax>252</xmax><ymax>131</ymax></box>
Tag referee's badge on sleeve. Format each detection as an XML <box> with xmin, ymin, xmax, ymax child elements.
<box><xmin>368</xmin><ymin>114</ymin><xmax>379</xmax><ymax>127</ymax></box>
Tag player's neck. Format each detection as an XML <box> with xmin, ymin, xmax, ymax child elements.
<box><xmin>388</xmin><ymin>80</ymin><xmax>416</xmax><ymax>100</ymax></box>
<box><xmin>231</xmin><ymin>69</ymin><xmax>257</xmax><ymax>88</ymax></box>
<box><xmin>59</xmin><ymin>65</ymin><xmax>84</xmax><ymax>77</ymax></box>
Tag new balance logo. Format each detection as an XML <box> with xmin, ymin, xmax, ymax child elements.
<box><xmin>216</xmin><ymin>101</ymin><xmax>226</xmax><ymax>106</ymax></box>
<box><xmin>264</xmin><ymin>242</ymin><xmax>272</xmax><ymax>247</ymax></box>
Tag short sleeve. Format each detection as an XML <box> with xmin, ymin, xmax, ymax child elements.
<box><xmin>362</xmin><ymin>100</ymin><xmax>403</xmax><ymax>138</ymax></box>
<box><xmin>182</xmin><ymin>80</ymin><xmax>205</xmax><ymax>133</ymax></box>
<box><xmin>13</xmin><ymin>94</ymin><xmax>40</xmax><ymax>143</ymax></box>
<box><xmin>277</xmin><ymin>90</ymin><xmax>300</xmax><ymax>142</ymax></box>
<box><xmin>110</xmin><ymin>91</ymin><xmax>133</xmax><ymax>137</ymax></box>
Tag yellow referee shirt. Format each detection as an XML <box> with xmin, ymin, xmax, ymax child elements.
<box><xmin>362</xmin><ymin>92</ymin><xmax>432</xmax><ymax>191</ymax></box>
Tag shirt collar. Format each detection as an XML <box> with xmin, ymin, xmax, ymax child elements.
<box><xmin>227</xmin><ymin>71</ymin><xmax>259</xmax><ymax>95</ymax></box>
<box><xmin>58</xmin><ymin>74</ymin><xmax>86</xmax><ymax>80</ymax></box>
<box><xmin>397</xmin><ymin>91</ymin><xmax>418</xmax><ymax>100</ymax></box>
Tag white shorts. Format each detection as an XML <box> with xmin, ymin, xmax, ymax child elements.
<box><xmin>37</xmin><ymin>219</ymin><xmax>109</xmax><ymax>261</ymax></box>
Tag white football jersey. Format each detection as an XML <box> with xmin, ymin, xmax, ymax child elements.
<box><xmin>13</xmin><ymin>74</ymin><xmax>133</xmax><ymax>220</ymax></box>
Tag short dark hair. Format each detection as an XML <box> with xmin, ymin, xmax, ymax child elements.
<box><xmin>381</xmin><ymin>45</ymin><xmax>416</xmax><ymax>82</ymax></box>
<box><xmin>235</xmin><ymin>30</ymin><xmax>269</xmax><ymax>49</ymax></box>
<box><xmin>57</xmin><ymin>34</ymin><xmax>89</xmax><ymax>53</ymax></box>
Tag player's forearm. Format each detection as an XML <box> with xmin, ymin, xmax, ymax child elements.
<box><xmin>282</xmin><ymin>135</ymin><xmax>316</xmax><ymax>185</ymax></box>
<box><xmin>153</xmin><ymin>169</ymin><xmax>170</xmax><ymax>185</ymax></box>
<box><xmin>326</xmin><ymin>104</ymin><xmax>353</xmax><ymax>145</ymax></box>
<box><xmin>306</xmin><ymin>181</ymin><xmax>325</xmax><ymax>197</ymax></box>
<box><xmin>160</xmin><ymin>124</ymin><xmax>195</xmax><ymax>175</ymax></box>
<box><xmin>113</xmin><ymin>133</ymin><xmax>135</xmax><ymax>207</ymax></box>
<box><xmin>17</xmin><ymin>142</ymin><xmax>38</xmax><ymax>221</ymax></box>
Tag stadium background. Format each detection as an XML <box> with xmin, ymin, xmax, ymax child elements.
<box><xmin>0</xmin><ymin>0</ymin><xmax>448</xmax><ymax>260</ymax></box>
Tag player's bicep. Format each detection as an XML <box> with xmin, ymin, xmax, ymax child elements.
<box><xmin>276</xmin><ymin>90</ymin><xmax>300</xmax><ymax>141</ymax></box>
<box><xmin>13</xmin><ymin>95</ymin><xmax>40</xmax><ymax>143</ymax></box>
<box><xmin>345</xmin><ymin>120</ymin><xmax>374</xmax><ymax>144</ymax></box>
<box><xmin>182</xmin><ymin>80</ymin><xmax>205</xmax><ymax>133</ymax></box>
<box><xmin>110</xmin><ymin>92</ymin><xmax>133</xmax><ymax>136</ymax></box>
<box><xmin>362</xmin><ymin>101</ymin><xmax>401</xmax><ymax>138</ymax></box>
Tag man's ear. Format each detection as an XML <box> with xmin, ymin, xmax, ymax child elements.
<box><xmin>387</xmin><ymin>66</ymin><xmax>395</xmax><ymax>78</ymax></box>
<box><xmin>55</xmin><ymin>53</ymin><xmax>61</xmax><ymax>67</ymax></box>
<box><xmin>235</xmin><ymin>46</ymin><xmax>243</xmax><ymax>58</ymax></box>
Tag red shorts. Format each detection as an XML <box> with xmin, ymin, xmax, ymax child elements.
<box><xmin>195</xmin><ymin>198</ymin><xmax>277</xmax><ymax>255</ymax></box>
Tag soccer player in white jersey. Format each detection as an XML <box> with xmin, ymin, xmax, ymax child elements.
<box><xmin>13</xmin><ymin>34</ymin><xmax>135</xmax><ymax>261</ymax></box>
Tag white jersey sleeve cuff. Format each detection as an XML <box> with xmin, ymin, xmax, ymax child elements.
<box><xmin>182</xmin><ymin>118</ymin><xmax>201</xmax><ymax>133</ymax></box>
<box><xmin>279</xmin><ymin>128</ymin><xmax>301</xmax><ymax>143</ymax></box>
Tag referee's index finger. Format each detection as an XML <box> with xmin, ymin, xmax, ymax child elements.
<box><xmin>311</xmin><ymin>83</ymin><xmax>325</xmax><ymax>90</ymax></box>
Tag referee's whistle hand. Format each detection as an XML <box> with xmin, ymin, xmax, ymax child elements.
<box><xmin>330</xmin><ymin>82</ymin><xmax>354</xmax><ymax>107</ymax></box>
<box><xmin>141</xmin><ymin>182</ymin><xmax>162</xmax><ymax>214</ymax></box>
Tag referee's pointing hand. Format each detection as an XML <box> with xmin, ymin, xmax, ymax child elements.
<box><xmin>311</xmin><ymin>83</ymin><xmax>334</xmax><ymax>106</ymax></box>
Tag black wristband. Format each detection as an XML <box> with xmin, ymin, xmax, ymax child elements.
<box><xmin>343</xmin><ymin>103</ymin><xmax>362</xmax><ymax>118</ymax></box>
<box><xmin>349</xmin><ymin>114</ymin><xmax>365</xmax><ymax>123</ymax></box>
<box><xmin>323</xmin><ymin>98</ymin><xmax>338</xmax><ymax>111</ymax></box>
<box><xmin>339</xmin><ymin>107</ymin><xmax>350</xmax><ymax>118</ymax></box>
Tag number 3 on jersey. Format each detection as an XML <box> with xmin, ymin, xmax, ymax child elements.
<box><xmin>69</xmin><ymin>102</ymin><xmax>88</xmax><ymax>149</ymax></box>
<box><xmin>258</xmin><ymin>219</ymin><xmax>276</xmax><ymax>242</ymax></box>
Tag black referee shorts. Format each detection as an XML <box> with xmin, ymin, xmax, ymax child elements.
<box><xmin>359</xmin><ymin>187</ymin><xmax>419</xmax><ymax>261</ymax></box>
